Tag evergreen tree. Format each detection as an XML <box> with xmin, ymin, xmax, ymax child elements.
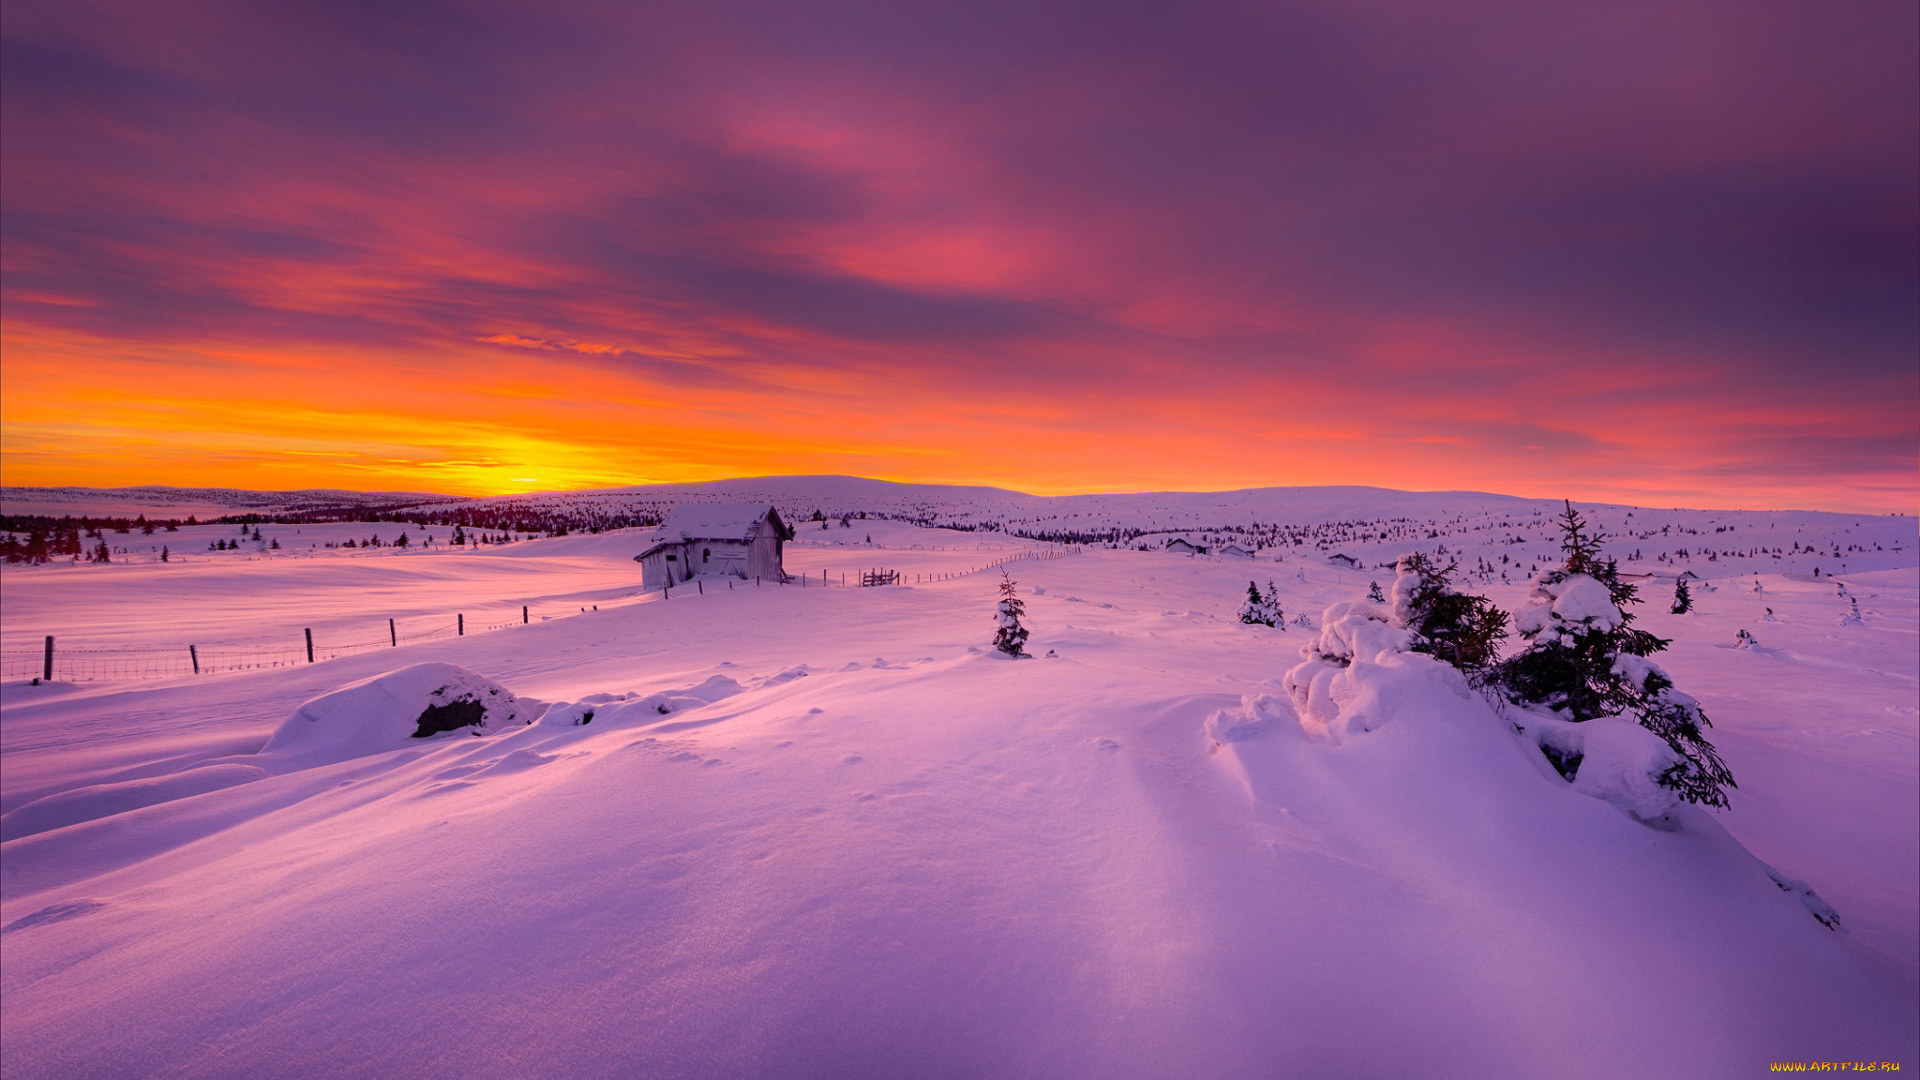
<box><xmin>160</xmin><ymin>545</ymin><xmax>170</xmax><ymax>562</ymax></box>
<box><xmin>1238</xmin><ymin>581</ymin><xmax>1282</xmax><ymax>627</ymax></box>
<box><xmin>91</xmin><ymin>539</ymin><xmax>111</xmax><ymax>563</ymax></box>
<box><xmin>993</xmin><ymin>570</ymin><xmax>1030</xmax><ymax>656</ymax></box>
<box><xmin>1497</xmin><ymin>501</ymin><xmax>1735</xmax><ymax>808</ymax></box>
<box><xmin>1670</xmin><ymin>578</ymin><xmax>1692</xmax><ymax>614</ymax></box>
<box><xmin>270</xmin><ymin>538</ymin><xmax>281</xmax><ymax>550</ymax></box>
<box><xmin>1390</xmin><ymin>552</ymin><xmax>1507</xmax><ymax>673</ymax></box>
<box><xmin>1366</xmin><ymin>580</ymin><xmax>1385</xmax><ymax>603</ymax></box>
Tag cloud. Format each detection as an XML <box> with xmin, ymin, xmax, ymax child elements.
<box><xmin>1</xmin><ymin>0</ymin><xmax>1913</xmax><ymax>509</ymax></box>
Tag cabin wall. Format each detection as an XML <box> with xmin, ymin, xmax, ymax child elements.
<box><xmin>694</xmin><ymin>540</ymin><xmax>752</xmax><ymax>578</ymax></box>
<box><xmin>747</xmin><ymin>534</ymin><xmax>785</xmax><ymax>580</ymax></box>
<box><xmin>641</xmin><ymin>546</ymin><xmax>696</xmax><ymax>589</ymax></box>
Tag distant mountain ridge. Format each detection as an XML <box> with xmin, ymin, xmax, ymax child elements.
<box><xmin>4</xmin><ymin>475</ymin><xmax>1903</xmax><ymax>525</ymax></box>
<box><xmin>0</xmin><ymin>485</ymin><xmax>457</xmax><ymax>518</ymax></box>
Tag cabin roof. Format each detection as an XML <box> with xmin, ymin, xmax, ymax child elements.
<box><xmin>636</xmin><ymin>504</ymin><xmax>793</xmax><ymax>559</ymax></box>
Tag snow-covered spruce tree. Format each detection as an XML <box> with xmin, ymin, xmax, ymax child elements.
<box><xmin>1366</xmin><ymin>580</ymin><xmax>1385</xmax><ymax>603</ymax></box>
<box><xmin>1497</xmin><ymin>501</ymin><xmax>1736</xmax><ymax>808</ymax></box>
<box><xmin>1238</xmin><ymin>581</ymin><xmax>1281</xmax><ymax>627</ymax></box>
<box><xmin>993</xmin><ymin>570</ymin><xmax>1030</xmax><ymax>656</ymax></box>
<box><xmin>1390</xmin><ymin>552</ymin><xmax>1507</xmax><ymax>676</ymax></box>
<box><xmin>1670</xmin><ymin>578</ymin><xmax>1692</xmax><ymax>614</ymax></box>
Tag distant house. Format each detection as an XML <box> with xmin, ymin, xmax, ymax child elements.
<box><xmin>635</xmin><ymin>505</ymin><xmax>794</xmax><ymax>589</ymax></box>
<box><xmin>1218</xmin><ymin>544</ymin><xmax>1254</xmax><ymax>558</ymax></box>
<box><xmin>1326</xmin><ymin>552</ymin><xmax>1361</xmax><ymax>569</ymax></box>
<box><xmin>1164</xmin><ymin>537</ymin><xmax>1208</xmax><ymax>555</ymax></box>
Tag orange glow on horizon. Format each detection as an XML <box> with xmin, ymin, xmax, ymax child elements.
<box><xmin>2</xmin><ymin>322</ymin><xmax>1911</xmax><ymax>513</ymax></box>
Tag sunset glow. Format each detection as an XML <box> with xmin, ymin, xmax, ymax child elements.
<box><xmin>2</xmin><ymin>0</ymin><xmax>1914</xmax><ymax>510</ymax></box>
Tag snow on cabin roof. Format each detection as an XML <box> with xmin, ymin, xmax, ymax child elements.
<box><xmin>637</xmin><ymin>504</ymin><xmax>792</xmax><ymax>557</ymax></box>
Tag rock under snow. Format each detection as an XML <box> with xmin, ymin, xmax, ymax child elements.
<box><xmin>258</xmin><ymin>662</ymin><xmax>530</xmax><ymax>768</ymax></box>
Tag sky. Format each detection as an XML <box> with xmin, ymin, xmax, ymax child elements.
<box><xmin>2</xmin><ymin>0</ymin><xmax>1915</xmax><ymax>512</ymax></box>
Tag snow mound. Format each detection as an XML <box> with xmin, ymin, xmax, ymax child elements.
<box><xmin>539</xmin><ymin>702</ymin><xmax>600</xmax><ymax>727</ymax></box>
<box><xmin>1563</xmin><ymin>718</ymin><xmax>1685</xmax><ymax>823</ymax></box>
<box><xmin>1205</xmin><ymin>694</ymin><xmax>1295</xmax><ymax>743</ymax></box>
<box><xmin>0</xmin><ymin>763</ymin><xmax>269</xmax><ymax>841</ymax></box>
<box><xmin>543</xmin><ymin>674</ymin><xmax>745</xmax><ymax>728</ymax></box>
<box><xmin>258</xmin><ymin>663</ymin><xmax>530</xmax><ymax>767</ymax></box>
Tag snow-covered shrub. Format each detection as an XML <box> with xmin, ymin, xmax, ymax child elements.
<box><xmin>1282</xmin><ymin>600</ymin><xmax>1419</xmax><ymax>738</ymax></box>
<box><xmin>1734</xmin><ymin>629</ymin><xmax>1758</xmax><ymax>649</ymax></box>
<box><xmin>993</xmin><ymin>571</ymin><xmax>1029</xmax><ymax>657</ymax></box>
<box><xmin>1389</xmin><ymin>552</ymin><xmax>1506</xmax><ymax>675</ymax></box>
<box><xmin>1237</xmin><ymin>581</ymin><xmax>1282</xmax><ymax>627</ymax></box>
<box><xmin>1495</xmin><ymin>503</ymin><xmax>1735</xmax><ymax>809</ymax></box>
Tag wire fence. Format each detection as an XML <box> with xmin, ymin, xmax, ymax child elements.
<box><xmin>3</xmin><ymin>547</ymin><xmax>1078</xmax><ymax>684</ymax></box>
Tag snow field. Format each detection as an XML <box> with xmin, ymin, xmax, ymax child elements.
<box><xmin>1</xmin><ymin>517</ymin><xmax>1915</xmax><ymax>1078</ymax></box>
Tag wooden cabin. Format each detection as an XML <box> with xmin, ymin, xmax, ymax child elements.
<box><xmin>1164</xmin><ymin>537</ymin><xmax>1208</xmax><ymax>555</ymax></box>
<box><xmin>1219</xmin><ymin>544</ymin><xmax>1254</xmax><ymax>558</ymax></box>
<box><xmin>635</xmin><ymin>505</ymin><xmax>793</xmax><ymax>589</ymax></box>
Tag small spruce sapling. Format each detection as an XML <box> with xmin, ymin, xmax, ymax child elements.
<box><xmin>993</xmin><ymin>570</ymin><xmax>1030</xmax><ymax>656</ymax></box>
<box><xmin>1670</xmin><ymin>578</ymin><xmax>1692</xmax><ymax>614</ymax></box>
<box><xmin>1498</xmin><ymin>501</ymin><xmax>1736</xmax><ymax>808</ymax></box>
<box><xmin>1366</xmin><ymin>581</ymin><xmax>1385</xmax><ymax>603</ymax></box>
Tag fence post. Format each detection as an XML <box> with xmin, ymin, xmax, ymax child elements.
<box><xmin>305</xmin><ymin>628</ymin><xmax>314</xmax><ymax>663</ymax></box>
<box><xmin>43</xmin><ymin>636</ymin><xmax>54</xmax><ymax>682</ymax></box>
<box><xmin>390</xmin><ymin>618</ymin><xmax>397</xmax><ymax>646</ymax></box>
<box><xmin>698</xmin><ymin>579</ymin><xmax>704</xmax><ymax>595</ymax></box>
<box><xmin>190</xmin><ymin>645</ymin><xmax>199</xmax><ymax>675</ymax></box>
<box><xmin>458</xmin><ymin>614</ymin><xmax>464</xmax><ymax>636</ymax></box>
<box><xmin>522</xmin><ymin>605</ymin><xmax>528</xmax><ymax>624</ymax></box>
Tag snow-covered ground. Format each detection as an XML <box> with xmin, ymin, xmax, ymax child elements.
<box><xmin>2</xmin><ymin>495</ymin><xmax>1915</xmax><ymax>1078</ymax></box>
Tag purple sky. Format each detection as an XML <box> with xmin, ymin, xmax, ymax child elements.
<box><xmin>3</xmin><ymin>0</ymin><xmax>1915</xmax><ymax>508</ymax></box>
